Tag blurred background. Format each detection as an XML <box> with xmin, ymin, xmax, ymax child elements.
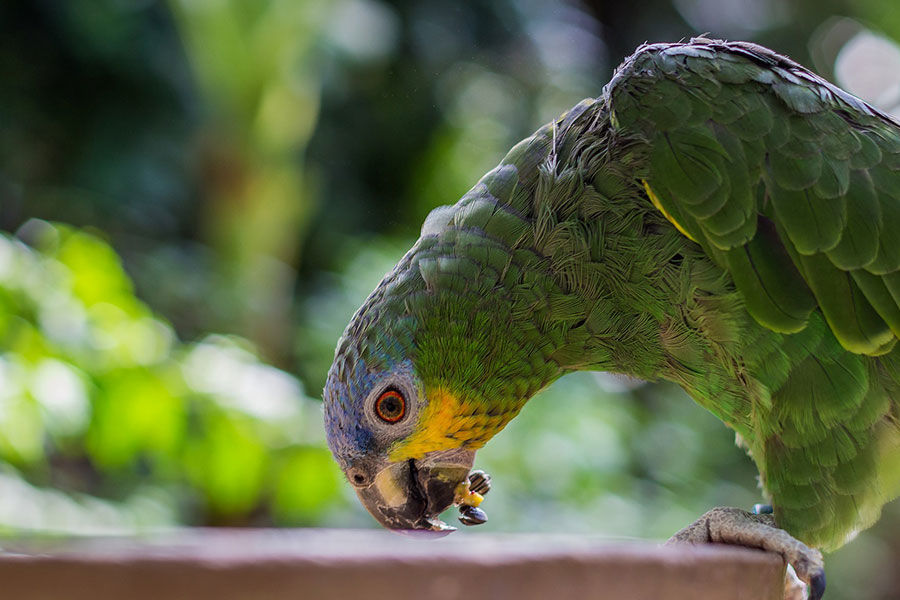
<box><xmin>0</xmin><ymin>0</ymin><xmax>898</xmax><ymax>598</ymax></box>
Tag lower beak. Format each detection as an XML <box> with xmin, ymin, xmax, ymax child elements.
<box><xmin>354</xmin><ymin>449</ymin><xmax>475</xmax><ymax>533</ymax></box>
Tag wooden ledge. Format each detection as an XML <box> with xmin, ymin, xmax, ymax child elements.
<box><xmin>0</xmin><ymin>528</ymin><xmax>785</xmax><ymax>600</ymax></box>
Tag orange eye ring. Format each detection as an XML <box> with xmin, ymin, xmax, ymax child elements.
<box><xmin>375</xmin><ymin>389</ymin><xmax>406</xmax><ymax>423</ymax></box>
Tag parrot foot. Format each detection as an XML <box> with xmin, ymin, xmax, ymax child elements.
<box><xmin>665</xmin><ymin>507</ymin><xmax>825</xmax><ymax>600</ymax></box>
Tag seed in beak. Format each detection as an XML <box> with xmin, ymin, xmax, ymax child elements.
<box><xmin>468</xmin><ymin>470</ymin><xmax>491</xmax><ymax>495</ymax></box>
<box><xmin>454</xmin><ymin>469</ymin><xmax>492</xmax><ymax>527</ymax></box>
<box><xmin>458</xmin><ymin>505</ymin><xmax>488</xmax><ymax>526</ymax></box>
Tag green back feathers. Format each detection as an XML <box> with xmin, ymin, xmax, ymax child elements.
<box><xmin>607</xmin><ymin>38</ymin><xmax>900</xmax><ymax>355</ymax></box>
<box><xmin>604</xmin><ymin>37</ymin><xmax>900</xmax><ymax>550</ymax></box>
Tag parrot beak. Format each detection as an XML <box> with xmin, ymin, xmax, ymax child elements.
<box><xmin>352</xmin><ymin>449</ymin><xmax>475</xmax><ymax>534</ymax></box>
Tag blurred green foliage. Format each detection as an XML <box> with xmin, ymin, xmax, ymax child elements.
<box><xmin>0</xmin><ymin>220</ymin><xmax>344</xmax><ymax>529</ymax></box>
<box><xmin>1</xmin><ymin>1</ymin><xmax>899</xmax><ymax>598</ymax></box>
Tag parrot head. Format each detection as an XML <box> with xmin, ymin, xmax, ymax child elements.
<box><xmin>322</xmin><ymin>255</ymin><xmax>498</xmax><ymax>532</ymax></box>
<box><xmin>323</xmin><ymin>202</ymin><xmax>560</xmax><ymax>532</ymax></box>
<box><xmin>323</xmin><ymin>345</ymin><xmax>477</xmax><ymax>533</ymax></box>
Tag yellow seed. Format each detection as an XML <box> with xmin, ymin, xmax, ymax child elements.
<box><xmin>462</xmin><ymin>492</ymin><xmax>484</xmax><ymax>507</ymax></box>
<box><xmin>453</xmin><ymin>481</ymin><xmax>485</xmax><ymax>507</ymax></box>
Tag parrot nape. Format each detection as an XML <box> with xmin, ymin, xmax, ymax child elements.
<box><xmin>323</xmin><ymin>37</ymin><xmax>900</xmax><ymax>599</ymax></box>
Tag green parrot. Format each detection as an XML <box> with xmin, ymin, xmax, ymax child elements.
<box><xmin>323</xmin><ymin>37</ymin><xmax>900</xmax><ymax>598</ymax></box>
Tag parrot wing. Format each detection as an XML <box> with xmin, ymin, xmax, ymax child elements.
<box><xmin>606</xmin><ymin>38</ymin><xmax>900</xmax><ymax>550</ymax></box>
<box><xmin>606</xmin><ymin>37</ymin><xmax>900</xmax><ymax>357</ymax></box>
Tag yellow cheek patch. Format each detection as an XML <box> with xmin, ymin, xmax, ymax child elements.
<box><xmin>642</xmin><ymin>180</ymin><xmax>697</xmax><ymax>242</ymax></box>
<box><xmin>388</xmin><ymin>387</ymin><xmax>514</xmax><ymax>461</ymax></box>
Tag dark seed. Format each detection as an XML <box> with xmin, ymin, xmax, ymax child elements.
<box><xmin>458</xmin><ymin>505</ymin><xmax>488</xmax><ymax>526</ymax></box>
<box><xmin>468</xmin><ymin>470</ymin><xmax>492</xmax><ymax>496</ymax></box>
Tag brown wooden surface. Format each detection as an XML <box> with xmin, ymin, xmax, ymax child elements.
<box><xmin>0</xmin><ymin>528</ymin><xmax>785</xmax><ymax>600</ymax></box>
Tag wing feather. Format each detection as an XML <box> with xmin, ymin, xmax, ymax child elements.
<box><xmin>607</xmin><ymin>37</ymin><xmax>900</xmax><ymax>357</ymax></box>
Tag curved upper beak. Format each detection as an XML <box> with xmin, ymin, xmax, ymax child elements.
<box><xmin>352</xmin><ymin>449</ymin><xmax>475</xmax><ymax>533</ymax></box>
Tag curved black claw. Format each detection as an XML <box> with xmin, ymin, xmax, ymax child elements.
<box><xmin>809</xmin><ymin>569</ymin><xmax>826</xmax><ymax>600</ymax></box>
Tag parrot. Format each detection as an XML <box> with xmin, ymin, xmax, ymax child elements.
<box><xmin>323</xmin><ymin>37</ymin><xmax>900</xmax><ymax>599</ymax></box>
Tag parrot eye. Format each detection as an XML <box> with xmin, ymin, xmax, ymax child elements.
<box><xmin>374</xmin><ymin>389</ymin><xmax>406</xmax><ymax>423</ymax></box>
